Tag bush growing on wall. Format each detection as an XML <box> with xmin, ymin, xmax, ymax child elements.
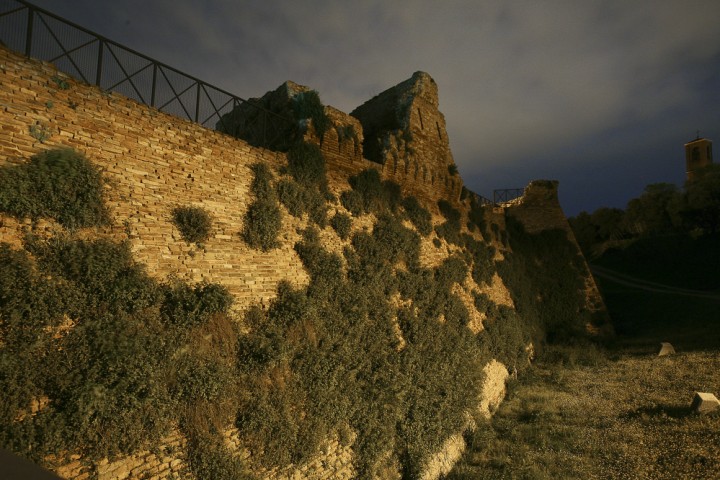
<box><xmin>330</xmin><ymin>212</ymin><xmax>353</xmax><ymax>239</ymax></box>
<box><xmin>497</xmin><ymin>216</ymin><xmax>595</xmax><ymax>343</ymax></box>
<box><xmin>0</xmin><ymin>149</ymin><xmax>240</xmax><ymax>475</ymax></box>
<box><xmin>292</xmin><ymin>90</ymin><xmax>330</xmax><ymax>139</ymax></box>
<box><xmin>172</xmin><ymin>205</ymin><xmax>213</xmax><ymax>244</ymax></box>
<box><xmin>435</xmin><ymin>199</ymin><xmax>463</xmax><ymax>245</ymax></box>
<box><xmin>243</xmin><ymin>163</ymin><xmax>282</xmax><ymax>251</ymax></box>
<box><xmin>340</xmin><ymin>168</ymin><xmax>403</xmax><ymax>215</ymax></box>
<box><xmin>0</xmin><ymin>235</ymin><xmax>238</xmax><ymax>471</ymax></box>
<box><xmin>402</xmin><ymin>195</ymin><xmax>432</xmax><ymax>236</ymax></box>
<box><xmin>236</xmin><ymin>209</ymin><xmax>487</xmax><ymax>477</ymax></box>
<box><xmin>0</xmin><ymin>148</ymin><xmax>108</xmax><ymax>229</ymax></box>
<box><xmin>277</xmin><ymin>142</ymin><xmax>329</xmax><ymax>227</ymax></box>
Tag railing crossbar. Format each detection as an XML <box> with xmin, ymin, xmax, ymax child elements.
<box><xmin>36</xmin><ymin>12</ymin><xmax>90</xmax><ymax>83</ymax></box>
<box><xmin>104</xmin><ymin>43</ymin><xmax>151</xmax><ymax>103</ymax></box>
<box><xmin>47</xmin><ymin>37</ymin><xmax>97</xmax><ymax>65</ymax></box>
<box><xmin>156</xmin><ymin>65</ymin><xmax>195</xmax><ymax>119</ymax></box>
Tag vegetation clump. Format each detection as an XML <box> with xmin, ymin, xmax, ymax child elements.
<box><xmin>237</xmin><ymin>211</ymin><xmax>486</xmax><ymax>477</ymax></box>
<box><xmin>243</xmin><ymin>163</ymin><xmax>282</xmax><ymax>251</ymax></box>
<box><xmin>434</xmin><ymin>199</ymin><xmax>463</xmax><ymax>245</ymax></box>
<box><xmin>291</xmin><ymin>90</ymin><xmax>330</xmax><ymax>140</ymax></box>
<box><xmin>340</xmin><ymin>168</ymin><xmax>402</xmax><ymax>216</ymax></box>
<box><xmin>277</xmin><ymin>142</ymin><xmax>329</xmax><ymax>226</ymax></box>
<box><xmin>0</xmin><ymin>235</ymin><xmax>238</xmax><ymax>477</ymax></box>
<box><xmin>172</xmin><ymin>205</ymin><xmax>213</xmax><ymax>244</ymax></box>
<box><xmin>0</xmin><ymin>148</ymin><xmax>108</xmax><ymax>229</ymax></box>
<box><xmin>402</xmin><ymin>196</ymin><xmax>432</xmax><ymax>236</ymax></box>
<box><xmin>330</xmin><ymin>212</ymin><xmax>353</xmax><ymax>239</ymax></box>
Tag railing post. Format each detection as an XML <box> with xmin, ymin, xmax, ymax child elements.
<box><xmin>195</xmin><ymin>82</ymin><xmax>201</xmax><ymax>122</ymax></box>
<box><xmin>24</xmin><ymin>6</ymin><xmax>33</xmax><ymax>57</ymax></box>
<box><xmin>95</xmin><ymin>39</ymin><xmax>103</xmax><ymax>86</ymax></box>
<box><xmin>150</xmin><ymin>64</ymin><xmax>157</xmax><ymax>107</ymax></box>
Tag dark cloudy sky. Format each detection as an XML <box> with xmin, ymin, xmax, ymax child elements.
<box><xmin>19</xmin><ymin>0</ymin><xmax>720</xmax><ymax>216</ymax></box>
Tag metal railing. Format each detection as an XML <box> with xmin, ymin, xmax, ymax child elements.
<box><xmin>493</xmin><ymin>188</ymin><xmax>525</xmax><ymax>205</ymax></box>
<box><xmin>0</xmin><ymin>0</ymin><xmax>293</xmax><ymax>148</ymax></box>
<box><xmin>474</xmin><ymin>193</ymin><xmax>494</xmax><ymax>206</ymax></box>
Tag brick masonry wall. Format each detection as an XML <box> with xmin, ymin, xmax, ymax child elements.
<box><xmin>0</xmin><ymin>45</ymin><xmax>606</xmax><ymax>478</ymax></box>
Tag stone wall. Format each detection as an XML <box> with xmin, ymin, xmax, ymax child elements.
<box><xmin>0</xmin><ymin>44</ymin><xmax>607</xmax><ymax>478</ymax></box>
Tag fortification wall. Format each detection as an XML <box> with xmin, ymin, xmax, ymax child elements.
<box><xmin>0</xmin><ymin>44</ymin><xmax>607</xmax><ymax>479</ymax></box>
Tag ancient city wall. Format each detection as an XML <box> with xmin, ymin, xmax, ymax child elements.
<box><xmin>0</xmin><ymin>44</ymin><xmax>607</xmax><ymax>479</ymax></box>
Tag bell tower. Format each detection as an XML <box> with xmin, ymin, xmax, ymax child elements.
<box><xmin>685</xmin><ymin>134</ymin><xmax>713</xmax><ymax>181</ymax></box>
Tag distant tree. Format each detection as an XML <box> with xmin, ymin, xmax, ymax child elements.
<box><xmin>569</xmin><ymin>207</ymin><xmax>626</xmax><ymax>256</ymax></box>
<box><xmin>591</xmin><ymin>207</ymin><xmax>626</xmax><ymax>241</ymax></box>
<box><xmin>568</xmin><ymin>212</ymin><xmax>596</xmax><ymax>255</ymax></box>
<box><xmin>623</xmin><ymin>183</ymin><xmax>680</xmax><ymax>236</ymax></box>
<box><xmin>677</xmin><ymin>164</ymin><xmax>720</xmax><ymax>234</ymax></box>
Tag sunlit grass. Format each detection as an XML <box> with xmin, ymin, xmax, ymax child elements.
<box><xmin>449</xmin><ymin>347</ymin><xmax>720</xmax><ymax>479</ymax></box>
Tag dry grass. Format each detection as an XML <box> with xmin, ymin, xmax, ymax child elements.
<box><xmin>449</xmin><ymin>347</ymin><xmax>720</xmax><ymax>479</ymax></box>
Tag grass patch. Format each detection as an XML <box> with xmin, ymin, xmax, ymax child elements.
<box><xmin>449</xmin><ymin>347</ymin><xmax>720</xmax><ymax>480</ymax></box>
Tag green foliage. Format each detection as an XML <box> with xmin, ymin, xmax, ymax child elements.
<box><xmin>448</xmin><ymin>164</ymin><xmax>458</xmax><ymax>176</ymax></box>
<box><xmin>292</xmin><ymin>90</ymin><xmax>330</xmax><ymax>139</ymax></box>
<box><xmin>0</xmin><ymin>236</ymin><xmax>236</xmax><ymax>465</ymax></box>
<box><xmin>172</xmin><ymin>205</ymin><xmax>212</xmax><ymax>244</ymax></box>
<box><xmin>243</xmin><ymin>163</ymin><xmax>282</xmax><ymax>251</ymax></box>
<box><xmin>402</xmin><ymin>196</ymin><xmax>432</xmax><ymax>236</ymax></box>
<box><xmin>624</xmin><ymin>183</ymin><xmax>680</xmax><ymax>236</ymax></box>
<box><xmin>569</xmin><ymin>166</ymin><xmax>720</xmax><ymax>255</ymax></box>
<box><xmin>50</xmin><ymin>75</ymin><xmax>70</xmax><ymax>90</ymax></box>
<box><xmin>0</xmin><ymin>148</ymin><xmax>108</xmax><ymax>229</ymax></box>
<box><xmin>435</xmin><ymin>200</ymin><xmax>463</xmax><ymax>246</ymax></box>
<box><xmin>342</xmin><ymin>169</ymin><xmax>402</xmax><ymax>215</ymax></box>
<box><xmin>186</xmin><ymin>434</ymin><xmax>254</xmax><ymax>480</ymax></box>
<box><xmin>339</xmin><ymin>189</ymin><xmax>364</xmax><ymax>216</ymax></box>
<box><xmin>29</xmin><ymin>123</ymin><xmax>52</xmax><ymax>143</ymax></box>
<box><xmin>678</xmin><ymin>164</ymin><xmax>720</xmax><ymax>234</ymax></box>
<box><xmin>330</xmin><ymin>212</ymin><xmax>353</xmax><ymax>239</ymax></box>
<box><xmin>161</xmin><ymin>279</ymin><xmax>234</xmax><ymax>328</ymax></box>
<box><xmin>476</xmin><ymin>296</ymin><xmax>534</xmax><ymax>369</ymax></box>
<box><xmin>276</xmin><ymin>143</ymin><xmax>329</xmax><ymax>227</ymax></box>
<box><xmin>287</xmin><ymin>142</ymin><xmax>327</xmax><ymax>188</ymax></box>
<box><xmin>497</xmin><ymin>217</ymin><xmax>594</xmax><ymax>343</ymax></box>
<box><xmin>335</xmin><ymin>124</ymin><xmax>357</xmax><ymax>144</ymax></box>
<box><xmin>237</xmin><ymin>211</ymin><xmax>486</xmax><ymax>477</ymax></box>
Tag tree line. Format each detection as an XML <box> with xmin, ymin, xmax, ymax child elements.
<box><xmin>570</xmin><ymin>164</ymin><xmax>720</xmax><ymax>257</ymax></box>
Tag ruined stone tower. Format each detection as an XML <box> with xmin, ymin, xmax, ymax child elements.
<box><xmin>350</xmin><ymin>71</ymin><xmax>461</xmax><ymax>199</ymax></box>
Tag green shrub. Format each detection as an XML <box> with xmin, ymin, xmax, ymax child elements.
<box><xmin>0</xmin><ymin>148</ymin><xmax>108</xmax><ymax>229</ymax></box>
<box><xmin>292</xmin><ymin>90</ymin><xmax>330</xmax><ymax>139</ymax></box>
<box><xmin>276</xmin><ymin>179</ymin><xmax>305</xmax><ymax>217</ymax></box>
<box><xmin>330</xmin><ymin>212</ymin><xmax>352</xmax><ymax>239</ymax></box>
<box><xmin>0</xmin><ymin>235</ymin><xmax>236</xmax><ymax>464</ymax></box>
<box><xmin>340</xmin><ymin>189</ymin><xmax>364</xmax><ymax>216</ymax></box>
<box><xmin>287</xmin><ymin>142</ymin><xmax>327</xmax><ymax>188</ymax></box>
<box><xmin>243</xmin><ymin>163</ymin><xmax>282</xmax><ymax>251</ymax></box>
<box><xmin>172</xmin><ymin>206</ymin><xmax>212</xmax><ymax>244</ymax></box>
<box><xmin>186</xmin><ymin>434</ymin><xmax>254</xmax><ymax>480</ymax></box>
<box><xmin>277</xmin><ymin>143</ymin><xmax>329</xmax><ymax>226</ymax></box>
<box><xmin>402</xmin><ymin>196</ymin><xmax>432</xmax><ymax>236</ymax></box>
<box><xmin>435</xmin><ymin>199</ymin><xmax>463</xmax><ymax>246</ymax></box>
<box><xmin>497</xmin><ymin>217</ymin><xmax>593</xmax><ymax>343</ymax></box>
<box><xmin>25</xmin><ymin>236</ymin><xmax>161</xmax><ymax>315</ymax></box>
<box><xmin>336</xmin><ymin>124</ymin><xmax>357</xmax><ymax>144</ymax></box>
<box><xmin>161</xmin><ymin>280</ymin><xmax>233</xmax><ymax>327</ymax></box>
<box><xmin>342</xmin><ymin>169</ymin><xmax>403</xmax><ymax>216</ymax></box>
